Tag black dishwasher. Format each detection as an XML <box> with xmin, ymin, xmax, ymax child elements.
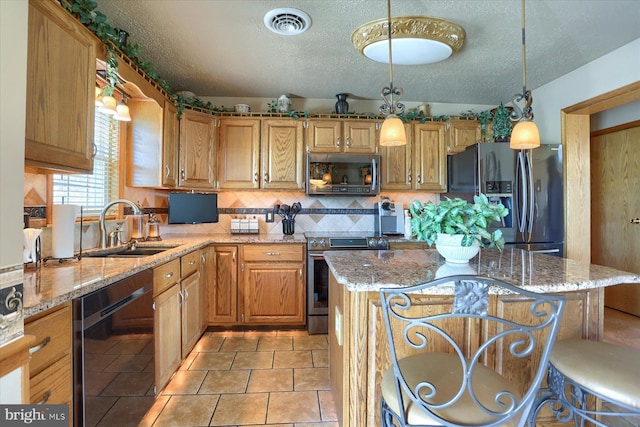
<box><xmin>73</xmin><ymin>269</ymin><xmax>154</xmax><ymax>427</ymax></box>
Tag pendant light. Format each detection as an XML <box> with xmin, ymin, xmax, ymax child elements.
<box><xmin>378</xmin><ymin>0</ymin><xmax>406</xmax><ymax>147</ymax></box>
<box><xmin>509</xmin><ymin>0</ymin><xmax>540</xmax><ymax>150</ymax></box>
<box><xmin>114</xmin><ymin>95</ymin><xmax>131</xmax><ymax>122</ymax></box>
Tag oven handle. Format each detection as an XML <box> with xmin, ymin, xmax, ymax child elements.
<box><xmin>83</xmin><ymin>287</ymin><xmax>147</xmax><ymax>329</ymax></box>
<box><xmin>308</xmin><ymin>253</ymin><xmax>326</xmax><ymax>259</ymax></box>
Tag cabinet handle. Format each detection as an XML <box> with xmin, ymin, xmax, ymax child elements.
<box><xmin>346</xmin><ymin>136</ymin><xmax>352</xmax><ymax>147</ymax></box>
<box><xmin>299</xmin><ymin>269</ymin><xmax>302</xmax><ymax>280</ymax></box>
<box><xmin>417</xmin><ymin>174</ymin><xmax>423</xmax><ymax>184</ymax></box>
<box><xmin>29</xmin><ymin>336</ymin><xmax>50</xmax><ymax>354</ymax></box>
<box><xmin>241</xmin><ymin>313</ymin><xmax>245</xmax><ymax>323</ymax></box>
<box><xmin>164</xmin><ymin>272</ymin><xmax>174</xmax><ymax>279</ymax></box>
<box><xmin>189</xmin><ymin>260</ymin><xmax>196</xmax><ymax>265</ymax></box>
<box><xmin>178</xmin><ymin>290</ymin><xmax>184</xmax><ymax>306</ymax></box>
<box><xmin>92</xmin><ymin>143</ymin><xmax>97</xmax><ymax>159</ymax></box>
<box><xmin>181</xmin><ymin>169</ymin><xmax>185</xmax><ymax>180</ymax></box>
<box><xmin>36</xmin><ymin>391</ymin><xmax>51</xmax><ymax>405</ymax></box>
<box><xmin>184</xmin><ymin>289</ymin><xmax>189</xmax><ymax>300</ymax></box>
<box><xmin>408</xmin><ymin>172</ymin><xmax>412</xmax><ymax>183</ymax></box>
<box><xmin>336</xmin><ymin>137</ymin><xmax>341</xmax><ymax>147</ymax></box>
<box><xmin>264</xmin><ymin>172</ymin><xmax>269</xmax><ymax>183</ymax></box>
<box><xmin>254</xmin><ymin>172</ymin><xmax>258</xmax><ymax>183</ymax></box>
<box><xmin>265</xmin><ymin>252</ymin><xmax>280</xmax><ymax>256</ymax></box>
<box><xmin>152</xmin><ymin>301</ymin><xmax>156</xmax><ymax>311</ymax></box>
<box><xmin>233</xmin><ymin>252</ymin><xmax>236</xmax><ymax>263</ymax></box>
<box><xmin>201</xmin><ymin>254</ymin><xmax>205</xmax><ymax>264</ymax></box>
<box><xmin>165</xmin><ymin>165</ymin><xmax>171</xmax><ymax>178</ymax></box>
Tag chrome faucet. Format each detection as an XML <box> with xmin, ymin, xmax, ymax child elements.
<box><xmin>99</xmin><ymin>199</ymin><xmax>143</xmax><ymax>249</ymax></box>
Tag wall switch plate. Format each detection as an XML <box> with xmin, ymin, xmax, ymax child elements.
<box><xmin>265</xmin><ymin>211</ymin><xmax>274</xmax><ymax>223</ymax></box>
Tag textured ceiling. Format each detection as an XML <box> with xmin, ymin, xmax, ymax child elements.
<box><xmin>95</xmin><ymin>0</ymin><xmax>640</xmax><ymax>106</ymax></box>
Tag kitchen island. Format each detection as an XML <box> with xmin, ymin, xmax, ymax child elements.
<box><xmin>324</xmin><ymin>248</ymin><xmax>640</xmax><ymax>427</ymax></box>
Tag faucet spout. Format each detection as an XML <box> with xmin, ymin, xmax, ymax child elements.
<box><xmin>99</xmin><ymin>199</ymin><xmax>143</xmax><ymax>249</ymax></box>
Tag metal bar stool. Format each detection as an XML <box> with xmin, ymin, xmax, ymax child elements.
<box><xmin>528</xmin><ymin>339</ymin><xmax>640</xmax><ymax>426</ymax></box>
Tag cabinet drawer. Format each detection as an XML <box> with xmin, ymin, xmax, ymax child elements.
<box><xmin>30</xmin><ymin>354</ymin><xmax>72</xmax><ymax>405</ymax></box>
<box><xmin>154</xmin><ymin>259</ymin><xmax>180</xmax><ymax>296</ymax></box>
<box><xmin>181</xmin><ymin>250</ymin><xmax>201</xmax><ymax>277</ymax></box>
<box><xmin>24</xmin><ymin>302</ymin><xmax>71</xmax><ymax>378</ymax></box>
<box><xmin>243</xmin><ymin>244</ymin><xmax>304</xmax><ymax>262</ymax></box>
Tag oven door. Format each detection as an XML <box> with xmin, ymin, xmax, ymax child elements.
<box><xmin>307</xmin><ymin>251</ymin><xmax>329</xmax><ymax>334</ymax></box>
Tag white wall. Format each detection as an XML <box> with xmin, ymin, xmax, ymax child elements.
<box><xmin>1</xmin><ymin>0</ymin><xmax>28</xmax><ymax>269</ymax></box>
<box><xmin>591</xmin><ymin>99</ymin><xmax>640</xmax><ymax>131</ymax></box>
<box><xmin>533</xmin><ymin>38</ymin><xmax>640</xmax><ymax>143</ymax></box>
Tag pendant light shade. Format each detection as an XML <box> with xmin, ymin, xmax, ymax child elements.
<box><xmin>99</xmin><ymin>95</ymin><xmax>117</xmax><ymax>115</ymax></box>
<box><xmin>380</xmin><ymin>114</ymin><xmax>406</xmax><ymax>146</ymax></box>
<box><xmin>95</xmin><ymin>86</ymin><xmax>103</xmax><ymax>106</ymax></box>
<box><xmin>114</xmin><ymin>100</ymin><xmax>131</xmax><ymax>121</ymax></box>
<box><xmin>510</xmin><ymin>120</ymin><xmax>540</xmax><ymax>149</ymax></box>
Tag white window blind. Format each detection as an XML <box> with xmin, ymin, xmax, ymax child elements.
<box><xmin>52</xmin><ymin>106</ymin><xmax>120</xmax><ymax>216</ymax></box>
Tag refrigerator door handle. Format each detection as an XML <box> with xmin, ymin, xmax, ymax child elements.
<box><xmin>526</xmin><ymin>150</ymin><xmax>535</xmax><ymax>235</ymax></box>
<box><xmin>516</xmin><ymin>151</ymin><xmax>527</xmax><ymax>233</ymax></box>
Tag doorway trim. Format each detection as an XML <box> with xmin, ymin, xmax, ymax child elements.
<box><xmin>562</xmin><ymin>81</ymin><xmax>640</xmax><ymax>262</ymax></box>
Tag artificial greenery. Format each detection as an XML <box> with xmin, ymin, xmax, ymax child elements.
<box><xmin>477</xmin><ymin>110</ymin><xmax>493</xmax><ymax>141</ymax></box>
<box><xmin>408</xmin><ymin>194</ymin><xmax>509</xmax><ymax>250</ymax></box>
<box><xmin>491</xmin><ymin>104</ymin><xmax>513</xmax><ymax>142</ymax></box>
<box><xmin>101</xmin><ymin>50</ymin><xmax>120</xmax><ymax>96</ymax></box>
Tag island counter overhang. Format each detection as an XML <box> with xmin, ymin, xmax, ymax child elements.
<box><xmin>324</xmin><ymin>248</ymin><xmax>640</xmax><ymax>427</ymax></box>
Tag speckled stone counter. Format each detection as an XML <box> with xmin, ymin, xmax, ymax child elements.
<box><xmin>23</xmin><ymin>233</ymin><xmax>306</xmax><ymax>317</ymax></box>
<box><xmin>324</xmin><ymin>247</ymin><xmax>640</xmax><ymax>293</ymax></box>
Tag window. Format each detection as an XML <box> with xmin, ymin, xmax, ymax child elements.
<box><xmin>52</xmin><ymin>106</ymin><xmax>120</xmax><ymax>216</ymax></box>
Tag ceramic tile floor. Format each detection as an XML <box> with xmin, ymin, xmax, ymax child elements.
<box><xmin>141</xmin><ymin>330</ymin><xmax>338</xmax><ymax>427</ymax></box>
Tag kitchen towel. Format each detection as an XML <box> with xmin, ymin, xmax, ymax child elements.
<box><xmin>52</xmin><ymin>204</ymin><xmax>80</xmax><ymax>259</ymax></box>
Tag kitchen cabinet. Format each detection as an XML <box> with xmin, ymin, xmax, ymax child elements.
<box><xmin>380</xmin><ymin>122</ymin><xmax>413</xmax><ymax>190</ymax></box>
<box><xmin>179</xmin><ymin>109</ymin><xmax>218</xmax><ymax>188</ymax></box>
<box><xmin>446</xmin><ymin>119</ymin><xmax>481</xmax><ymax>154</ymax></box>
<box><xmin>125</xmin><ymin>98</ymin><xmax>164</xmax><ymax>188</ymax></box>
<box><xmin>162</xmin><ymin>100</ymin><xmax>180</xmax><ymax>187</ymax></box>
<box><xmin>24</xmin><ymin>302</ymin><xmax>72</xmax><ymax>425</ymax></box>
<box><xmin>199</xmin><ymin>249</ymin><xmax>211</xmax><ymax>333</ymax></box>
<box><xmin>413</xmin><ymin>122</ymin><xmax>447</xmax><ymax>192</ymax></box>
<box><xmin>261</xmin><ymin>119</ymin><xmax>305</xmax><ymax>189</ymax></box>
<box><xmin>153</xmin><ymin>249</ymin><xmax>203</xmax><ymax>390</ymax></box>
<box><xmin>306</xmin><ymin>120</ymin><xmax>378</xmax><ymax>154</ymax></box>
<box><xmin>25</xmin><ymin>0</ymin><xmax>97</xmax><ymax>173</ymax></box>
<box><xmin>242</xmin><ymin>244</ymin><xmax>306</xmax><ymax>325</ymax></box>
<box><xmin>208</xmin><ymin>243</ymin><xmax>305</xmax><ymax>326</ymax></box>
<box><xmin>209</xmin><ymin>245</ymin><xmax>239</xmax><ymax>324</ymax></box>
<box><xmin>218</xmin><ymin>118</ymin><xmax>261</xmax><ymax>189</ymax></box>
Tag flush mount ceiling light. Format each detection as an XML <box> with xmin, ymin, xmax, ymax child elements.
<box><xmin>352</xmin><ymin>12</ymin><xmax>465</xmax><ymax>65</ymax></box>
<box><xmin>264</xmin><ymin>8</ymin><xmax>312</xmax><ymax>36</ymax></box>
<box><xmin>509</xmin><ymin>0</ymin><xmax>540</xmax><ymax>150</ymax></box>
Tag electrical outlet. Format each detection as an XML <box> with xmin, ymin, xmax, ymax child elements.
<box><xmin>265</xmin><ymin>211</ymin><xmax>274</xmax><ymax>223</ymax></box>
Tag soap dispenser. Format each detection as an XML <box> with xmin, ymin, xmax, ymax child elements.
<box><xmin>146</xmin><ymin>213</ymin><xmax>162</xmax><ymax>241</ymax></box>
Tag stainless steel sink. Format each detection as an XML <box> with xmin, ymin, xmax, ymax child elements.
<box><xmin>83</xmin><ymin>246</ymin><xmax>176</xmax><ymax>258</ymax></box>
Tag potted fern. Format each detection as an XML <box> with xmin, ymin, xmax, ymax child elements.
<box><xmin>409</xmin><ymin>194</ymin><xmax>509</xmax><ymax>263</ymax></box>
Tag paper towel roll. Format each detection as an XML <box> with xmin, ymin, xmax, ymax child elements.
<box><xmin>52</xmin><ymin>204</ymin><xmax>80</xmax><ymax>259</ymax></box>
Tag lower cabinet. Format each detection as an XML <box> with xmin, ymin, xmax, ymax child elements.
<box><xmin>153</xmin><ymin>249</ymin><xmax>204</xmax><ymax>391</ymax></box>
<box><xmin>209</xmin><ymin>243</ymin><xmax>306</xmax><ymax>326</ymax></box>
<box><xmin>24</xmin><ymin>301</ymin><xmax>72</xmax><ymax>426</ymax></box>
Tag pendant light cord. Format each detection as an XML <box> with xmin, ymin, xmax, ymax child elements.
<box><xmin>387</xmin><ymin>0</ymin><xmax>394</xmax><ymax>113</ymax></box>
<box><xmin>521</xmin><ymin>0</ymin><xmax>527</xmax><ymax>95</ymax></box>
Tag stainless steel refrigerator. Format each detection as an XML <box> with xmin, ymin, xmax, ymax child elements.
<box><xmin>445</xmin><ymin>142</ymin><xmax>564</xmax><ymax>257</ymax></box>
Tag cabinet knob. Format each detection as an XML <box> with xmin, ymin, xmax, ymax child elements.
<box><xmin>189</xmin><ymin>260</ymin><xmax>196</xmax><ymax>265</ymax></box>
<box><xmin>164</xmin><ymin>272</ymin><xmax>174</xmax><ymax>279</ymax></box>
<box><xmin>36</xmin><ymin>390</ymin><xmax>52</xmax><ymax>405</ymax></box>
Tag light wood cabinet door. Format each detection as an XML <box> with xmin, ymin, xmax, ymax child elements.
<box><xmin>200</xmin><ymin>249</ymin><xmax>211</xmax><ymax>333</ymax></box>
<box><xmin>154</xmin><ymin>284</ymin><xmax>181</xmax><ymax>391</ymax></box>
<box><xmin>381</xmin><ymin>122</ymin><xmax>413</xmax><ymax>190</ymax></box>
<box><xmin>242</xmin><ymin>262</ymin><xmax>305</xmax><ymax>325</ymax></box>
<box><xmin>261</xmin><ymin>119</ymin><xmax>304</xmax><ymax>189</ymax></box>
<box><xmin>162</xmin><ymin>100</ymin><xmax>180</xmax><ymax>187</ymax></box>
<box><xmin>446</xmin><ymin>119</ymin><xmax>481</xmax><ymax>154</ymax></box>
<box><xmin>306</xmin><ymin>120</ymin><xmax>342</xmax><ymax>153</ymax></box>
<box><xmin>25</xmin><ymin>0</ymin><xmax>96</xmax><ymax>173</ymax></box>
<box><xmin>218</xmin><ymin>118</ymin><xmax>261</xmax><ymax>189</ymax></box>
<box><xmin>413</xmin><ymin>122</ymin><xmax>447</xmax><ymax>192</ymax></box>
<box><xmin>178</xmin><ymin>109</ymin><xmax>216</xmax><ymax>188</ymax></box>
<box><xmin>126</xmin><ymin>99</ymin><xmax>163</xmax><ymax>187</ymax></box>
<box><xmin>343</xmin><ymin>121</ymin><xmax>377</xmax><ymax>154</ymax></box>
<box><xmin>209</xmin><ymin>246</ymin><xmax>238</xmax><ymax>324</ymax></box>
<box><xmin>181</xmin><ymin>271</ymin><xmax>201</xmax><ymax>357</ymax></box>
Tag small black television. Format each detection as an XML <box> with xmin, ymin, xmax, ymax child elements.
<box><xmin>168</xmin><ymin>192</ymin><xmax>218</xmax><ymax>224</ymax></box>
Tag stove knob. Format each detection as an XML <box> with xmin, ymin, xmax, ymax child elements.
<box><xmin>378</xmin><ymin>239</ymin><xmax>388</xmax><ymax>248</ymax></box>
<box><xmin>319</xmin><ymin>239</ymin><xmax>328</xmax><ymax>248</ymax></box>
<box><xmin>368</xmin><ymin>238</ymin><xmax>376</xmax><ymax>248</ymax></box>
<box><xmin>308</xmin><ymin>239</ymin><xmax>317</xmax><ymax>248</ymax></box>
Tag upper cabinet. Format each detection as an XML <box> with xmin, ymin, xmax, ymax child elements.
<box><xmin>261</xmin><ymin>119</ymin><xmax>304</xmax><ymax>190</ymax></box>
<box><xmin>25</xmin><ymin>0</ymin><xmax>97</xmax><ymax>173</ymax></box>
<box><xmin>218</xmin><ymin>117</ymin><xmax>304</xmax><ymax>190</ymax></box>
<box><xmin>306</xmin><ymin>120</ymin><xmax>377</xmax><ymax>154</ymax></box>
<box><xmin>218</xmin><ymin>118</ymin><xmax>261</xmax><ymax>189</ymax></box>
<box><xmin>161</xmin><ymin>100</ymin><xmax>180</xmax><ymax>187</ymax></box>
<box><xmin>179</xmin><ymin>109</ymin><xmax>218</xmax><ymax>189</ymax></box>
<box><xmin>380</xmin><ymin>122</ymin><xmax>413</xmax><ymax>191</ymax></box>
<box><xmin>413</xmin><ymin>123</ymin><xmax>447</xmax><ymax>192</ymax></box>
<box><xmin>446</xmin><ymin>119</ymin><xmax>481</xmax><ymax>154</ymax></box>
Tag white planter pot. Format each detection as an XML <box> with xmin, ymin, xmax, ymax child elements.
<box><xmin>435</xmin><ymin>233</ymin><xmax>480</xmax><ymax>264</ymax></box>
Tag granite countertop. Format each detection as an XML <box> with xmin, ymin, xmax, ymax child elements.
<box><xmin>324</xmin><ymin>248</ymin><xmax>640</xmax><ymax>294</ymax></box>
<box><xmin>23</xmin><ymin>233</ymin><xmax>306</xmax><ymax>317</ymax></box>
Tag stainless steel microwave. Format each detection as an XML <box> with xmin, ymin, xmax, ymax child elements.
<box><xmin>306</xmin><ymin>153</ymin><xmax>380</xmax><ymax>196</ymax></box>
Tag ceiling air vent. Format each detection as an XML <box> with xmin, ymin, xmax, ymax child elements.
<box><xmin>264</xmin><ymin>8</ymin><xmax>312</xmax><ymax>36</ymax></box>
